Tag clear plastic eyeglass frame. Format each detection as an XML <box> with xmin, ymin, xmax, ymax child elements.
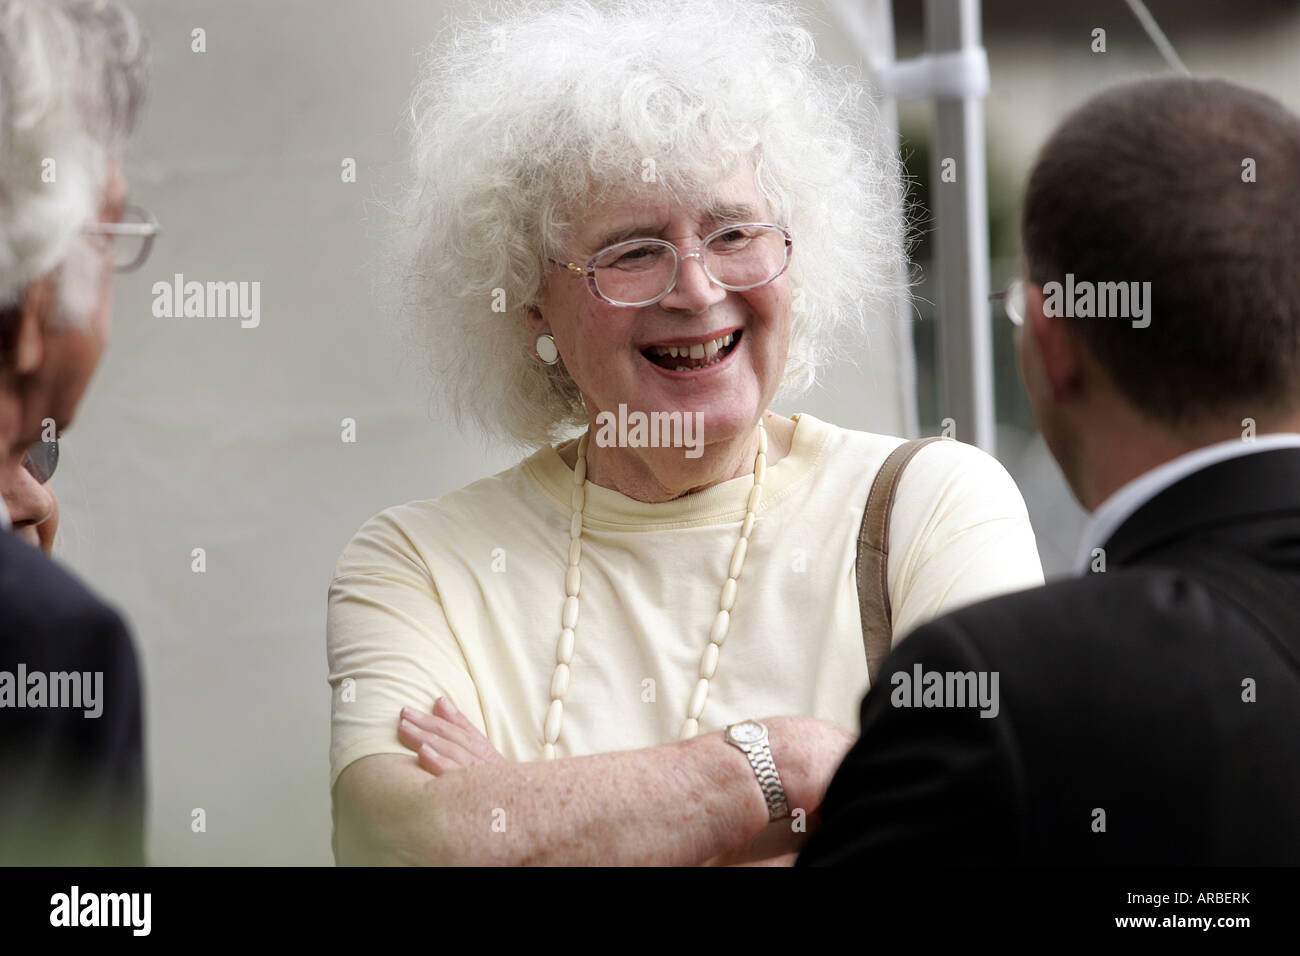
<box><xmin>990</xmin><ymin>277</ymin><xmax>1027</xmax><ymax>327</ymax></box>
<box><xmin>548</xmin><ymin>222</ymin><xmax>794</xmax><ymax>308</ymax></box>
<box><xmin>82</xmin><ymin>204</ymin><xmax>161</xmax><ymax>273</ymax></box>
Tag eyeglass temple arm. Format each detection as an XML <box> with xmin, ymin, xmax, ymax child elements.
<box><xmin>85</xmin><ymin>222</ymin><xmax>160</xmax><ymax>237</ymax></box>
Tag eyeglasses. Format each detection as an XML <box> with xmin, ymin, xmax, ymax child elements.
<box><xmin>549</xmin><ymin>222</ymin><xmax>793</xmax><ymax>308</ymax></box>
<box><xmin>990</xmin><ymin>277</ymin><xmax>1026</xmax><ymax>327</ymax></box>
<box><xmin>83</xmin><ymin>204</ymin><xmax>160</xmax><ymax>272</ymax></box>
<box><xmin>21</xmin><ymin>437</ymin><xmax>58</xmax><ymax>485</ymax></box>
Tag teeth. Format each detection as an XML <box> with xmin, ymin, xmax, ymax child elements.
<box><xmin>647</xmin><ymin>332</ymin><xmax>736</xmax><ymax>358</ymax></box>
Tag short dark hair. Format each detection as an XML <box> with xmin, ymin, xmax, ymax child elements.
<box><xmin>1021</xmin><ymin>76</ymin><xmax>1300</xmax><ymax>425</ymax></box>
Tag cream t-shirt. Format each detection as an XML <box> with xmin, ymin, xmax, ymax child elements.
<box><xmin>327</xmin><ymin>413</ymin><xmax>1043</xmax><ymax>789</ymax></box>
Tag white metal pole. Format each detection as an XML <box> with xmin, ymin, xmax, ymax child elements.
<box><xmin>925</xmin><ymin>0</ymin><xmax>996</xmax><ymax>452</ymax></box>
<box><xmin>854</xmin><ymin>0</ymin><xmax>920</xmax><ymax>439</ymax></box>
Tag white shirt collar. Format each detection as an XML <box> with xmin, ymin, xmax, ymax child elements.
<box><xmin>0</xmin><ymin>493</ymin><xmax>9</xmax><ymax>531</ymax></box>
<box><xmin>1076</xmin><ymin>433</ymin><xmax>1300</xmax><ymax>574</ymax></box>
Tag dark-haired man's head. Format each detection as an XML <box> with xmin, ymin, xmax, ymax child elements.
<box><xmin>1016</xmin><ymin>76</ymin><xmax>1300</xmax><ymax>509</ymax></box>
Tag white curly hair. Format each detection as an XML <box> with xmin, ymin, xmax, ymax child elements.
<box><xmin>0</xmin><ymin>0</ymin><xmax>146</xmax><ymax>327</ymax></box>
<box><xmin>396</xmin><ymin>0</ymin><xmax>905</xmax><ymax>448</ymax></box>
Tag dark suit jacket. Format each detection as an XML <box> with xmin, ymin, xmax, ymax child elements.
<box><xmin>0</xmin><ymin>528</ymin><xmax>146</xmax><ymax>865</ymax></box>
<box><xmin>798</xmin><ymin>447</ymin><xmax>1300</xmax><ymax>866</ymax></box>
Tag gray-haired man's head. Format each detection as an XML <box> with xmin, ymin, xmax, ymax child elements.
<box><xmin>0</xmin><ymin>0</ymin><xmax>146</xmax><ymax>459</ymax></box>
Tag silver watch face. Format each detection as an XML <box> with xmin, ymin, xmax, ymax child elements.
<box><xmin>730</xmin><ymin>720</ymin><xmax>764</xmax><ymax>744</ymax></box>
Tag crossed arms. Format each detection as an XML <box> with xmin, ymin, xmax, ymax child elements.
<box><xmin>332</xmin><ymin>703</ymin><xmax>854</xmax><ymax>866</ymax></box>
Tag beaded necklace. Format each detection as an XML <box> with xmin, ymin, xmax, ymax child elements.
<box><xmin>538</xmin><ymin>422</ymin><xmax>768</xmax><ymax>758</ymax></box>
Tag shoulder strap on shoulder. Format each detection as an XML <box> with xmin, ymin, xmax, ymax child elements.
<box><xmin>857</xmin><ymin>436</ymin><xmax>946</xmax><ymax>686</ymax></box>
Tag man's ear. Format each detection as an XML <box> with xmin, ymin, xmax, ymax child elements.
<box><xmin>1024</xmin><ymin>282</ymin><xmax>1084</xmax><ymax>405</ymax></box>
<box><xmin>12</xmin><ymin>279</ymin><xmax>53</xmax><ymax>376</ymax></box>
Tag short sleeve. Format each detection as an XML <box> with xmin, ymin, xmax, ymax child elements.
<box><xmin>886</xmin><ymin>439</ymin><xmax>1044</xmax><ymax>644</ymax></box>
<box><xmin>326</xmin><ymin>507</ymin><xmax>485</xmax><ymax>790</ymax></box>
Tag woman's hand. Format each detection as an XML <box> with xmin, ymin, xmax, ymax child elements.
<box><xmin>398</xmin><ymin>697</ymin><xmax>507</xmax><ymax>775</ymax></box>
<box><xmin>698</xmin><ymin>816</ymin><xmax>812</xmax><ymax>866</ymax></box>
<box><xmin>763</xmin><ymin>715</ymin><xmax>856</xmax><ymax>816</ymax></box>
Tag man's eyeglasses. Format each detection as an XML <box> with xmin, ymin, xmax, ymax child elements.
<box><xmin>990</xmin><ymin>277</ymin><xmax>1027</xmax><ymax>327</ymax></box>
<box><xmin>22</xmin><ymin>438</ymin><xmax>58</xmax><ymax>485</ymax></box>
<box><xmin>548</xmin><ymin>222</ymin><xmax>793</xmax><ymax>308</ymax></box>
<box><xmin>83</xmin><ymin>204</ymin><xmax>160</xmax><ymax>272</ymax></box>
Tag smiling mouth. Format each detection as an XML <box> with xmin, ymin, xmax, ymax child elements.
<box><xmin>640</xmin><ymin>330</ymin><xmax>741</xmax><ymax>372</ymax></box>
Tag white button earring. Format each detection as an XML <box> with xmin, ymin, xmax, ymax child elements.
<box><xmin>535</xmin><ymin>333</ymin><xmax>560</xmax><ymax>365</ymax></box>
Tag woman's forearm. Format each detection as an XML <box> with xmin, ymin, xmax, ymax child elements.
<box><xmin>430</xmin><ymin>730</ymin><xmax>771</xmax><ymax>865</ymax></box>
<box><xmin>337</xmin><ymin>722</ymin><xmax>814</xmax><ymax>866</ymax></box>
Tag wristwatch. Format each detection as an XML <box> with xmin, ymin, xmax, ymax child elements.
<box><xmin>724</xmin><ymin>720</ymin><xmax>789</xmax><ymax>821</ymax></box>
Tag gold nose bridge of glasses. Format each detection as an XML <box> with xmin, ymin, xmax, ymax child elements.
<box><xmin>566</xmin><ymin>245</ymin><xmax>718</xmax><ymax>276</ymax></box>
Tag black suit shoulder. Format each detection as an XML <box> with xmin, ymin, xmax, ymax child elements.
<box><xmin>801</xmin><ymin>568</ymin><xmax>1300</xmax><ymax>866</ymax></box>
<box><xmin>799</xmin><ymin>606</ymin><xmax>1029</xmax><ymax>865</ymax></box>
<box><xmin>0</xmin><ymin>530</ymin><xmax>146</xmax><ymax>866</ymax></box>
<box><xmin>0</xmin><ymin>529</ymin><xmax>133</xmax><ymax>654</ymax></box>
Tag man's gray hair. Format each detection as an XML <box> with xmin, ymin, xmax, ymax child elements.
<box><xmin>0</xmin><ymin>0</ymin><xmax>146</xmax><ymax>323</ymax></box>
<box><xmin>393</xmin><ymin>0</ymin><xmax>908</xmax><ymax>448</ymax></box>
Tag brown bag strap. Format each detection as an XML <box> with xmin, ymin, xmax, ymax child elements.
<box><xmin>857</xmin><ymin>437</ymin><xmax>945</xmax><ymax>686</ymax></box>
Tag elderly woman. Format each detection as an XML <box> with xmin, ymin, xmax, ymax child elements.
<box><xmin>328</xmin><ymin>0</ymin><xmax>1042</xmax><ymax>866</ymax></box>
